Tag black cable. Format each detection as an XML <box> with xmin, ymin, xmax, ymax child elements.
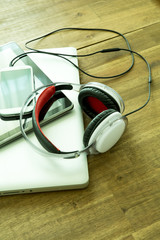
<box><xmin>9</xmin><ymin>48</ymin><xmax>131</xmax><ymax>79</ymax></box>
<box><xmin>26</xmin><ymin>27</ymin><xmax>135</xmax><ymax>78</ymax></box>
<box><xmin>25</xmin><ymin>27</ymin><xmax>134</xmax><ymax>57</ymax></box>
<box><xmin>9</xmin><ymin>27</ymin><xmax>152</xmax><ymax>117</ymax></box>
<box><xmin>10</xmin><ymin>27</ymin><xmax>135</xmax><ymax>79</ymax></box>
<box><xmin>117</xmin><ymin>48</ymin><xmax>152</xmax><ymax>117</ymax></box>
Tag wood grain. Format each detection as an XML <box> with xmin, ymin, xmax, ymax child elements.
<box><xmin>0</xmin><ymin>0</ymin><xmax>160</xmax><ymax>239</ymax></box>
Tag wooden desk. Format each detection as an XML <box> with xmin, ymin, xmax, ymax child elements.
<box><xmin>0</xmin><ymin>1</ymin><xmax>160</xmax><ymax>239</ymax></box>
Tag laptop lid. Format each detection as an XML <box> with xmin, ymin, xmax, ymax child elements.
<box><xmin>0</xmin><ymin>45</ymin><xmax>89</xmax><ymax>196</ymax></box>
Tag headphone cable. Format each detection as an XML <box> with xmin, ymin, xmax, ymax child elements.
<box><xmin>9</xmin><ymin>28</ymin><xmax>151</xmax><ymax>116</ymax></box>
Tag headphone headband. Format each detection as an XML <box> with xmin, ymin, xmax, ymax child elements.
<box><xmin>32</xmin><ymin>83</ymin><xmax>77</xmax><ymax>154</ymax></box>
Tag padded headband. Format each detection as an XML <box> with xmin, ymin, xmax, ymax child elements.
<box><xmin>32</xmin><ymin>84</ymin><xmax>73</xmax><ymax>154</ymax></box>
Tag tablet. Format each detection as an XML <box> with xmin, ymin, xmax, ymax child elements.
<box><xmin>0</xmin><ymin>43</ymin><xmax>73</xmax><ymax>147</ymax></box>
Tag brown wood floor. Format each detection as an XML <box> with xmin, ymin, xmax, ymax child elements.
<box><xmin>0</xmin><ymin>0</ymin><xmax>160</xmax><ymax>239</ymax></box>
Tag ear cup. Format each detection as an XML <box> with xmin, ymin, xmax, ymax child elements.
<box><xmin>83</xmin><ymin>109</ymin><xmax>116</xmax><ymax>146</ymax></box>
<box><xmin>84</xmin><ymin>109</ymin><xmax>127</xmax><ymax>154</ymax></box>
<box><xmin>78</xmin><ymin>87</ymin><xmax>120</xmax><ymax>118</ymax></box>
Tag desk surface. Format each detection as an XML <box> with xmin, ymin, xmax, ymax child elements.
<box><xmin>0</xmin><ymin>1</ymin><xmax>160</xmax><ymax>239</ymax></box>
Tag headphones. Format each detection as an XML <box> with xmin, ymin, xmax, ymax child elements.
<box><xmin>13</xmin><ymin>27</ymin><xmax>151</xmax><ymax>159</ymax></box>
<box><xmin>30</xmin><ymin>82</ymin><xmax>127</xmax><ymax>158</ymax></box>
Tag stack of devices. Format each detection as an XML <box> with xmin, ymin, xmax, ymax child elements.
<box><xmin>0</xmin><ymin>42</ymin><xmax>89</xmax><ymax>196</ymax></box>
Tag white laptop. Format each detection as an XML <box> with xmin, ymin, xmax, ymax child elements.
<box><xmin>0</xmin><ymin>43</ymin><xmax>89</xmax><ymax>196</ymax></box>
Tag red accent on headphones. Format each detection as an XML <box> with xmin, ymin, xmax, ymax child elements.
<box><xmin>34</xmin><ymin>85</ymin><xmax>60</xmax><ymax>152</ymax></box>
<box><xmin>86</xmin><ymin>96</ymin><xmax>108</xmax><ymax>114</ymax></box>
<box><xmin>35</xmin><ymin>86</ymin><xmax>56</xmax><ymax>126</ymax></box>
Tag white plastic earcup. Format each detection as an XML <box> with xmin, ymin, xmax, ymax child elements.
<box><xmin>88</xmin><ymin>112</ymin><xmax>127</xmax><ymax>154</ymax></box>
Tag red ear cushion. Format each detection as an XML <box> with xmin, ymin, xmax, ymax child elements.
<box><xmin>78</xmin><ymin>87</ymin><xmax>120</xmax><ymax>119</ymax></box>
<box><xmin>83</xmin><ymin>109</ymin><xmax>116</xmax><ymax>147</ymax></box>
<box><xmin>32</xmin><ymin>86</ymin><xmax>61</xmax><ymax>153</ymax></box>
<box><xmin>39</xmin><ymin>91</ymin><xmax>61</xmax><ymax>121</ymax></box>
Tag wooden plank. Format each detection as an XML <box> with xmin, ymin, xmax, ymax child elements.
<box><xmin>133</xmin><ymin>221</ymin><xmax>160</xmax><ymax>240</ymax></box>
<box><xmin>0</xmin><ymin>0</ymin><xmax>160</xmax><ymax>48</ymax></box>
<box><xmin>0</xmin><ymin>0</ymin><xmax>160</xmax><ymax>239</ymax></box>
<box><xmin>0</xmin><ymin>186</ymin><xmax>132</xmax><ymax>240</ymax></box>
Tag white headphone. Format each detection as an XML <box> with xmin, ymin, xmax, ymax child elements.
<box><xmin>12</xmin><ymin>28</ymin><xmax>151</xmax><ymax>159</ymax></box>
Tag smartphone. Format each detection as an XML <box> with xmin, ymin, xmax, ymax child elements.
<box><xmin>0</xmin><ymin>66</ymin><xmax>34</xmax><ymax>120</ymax></box>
